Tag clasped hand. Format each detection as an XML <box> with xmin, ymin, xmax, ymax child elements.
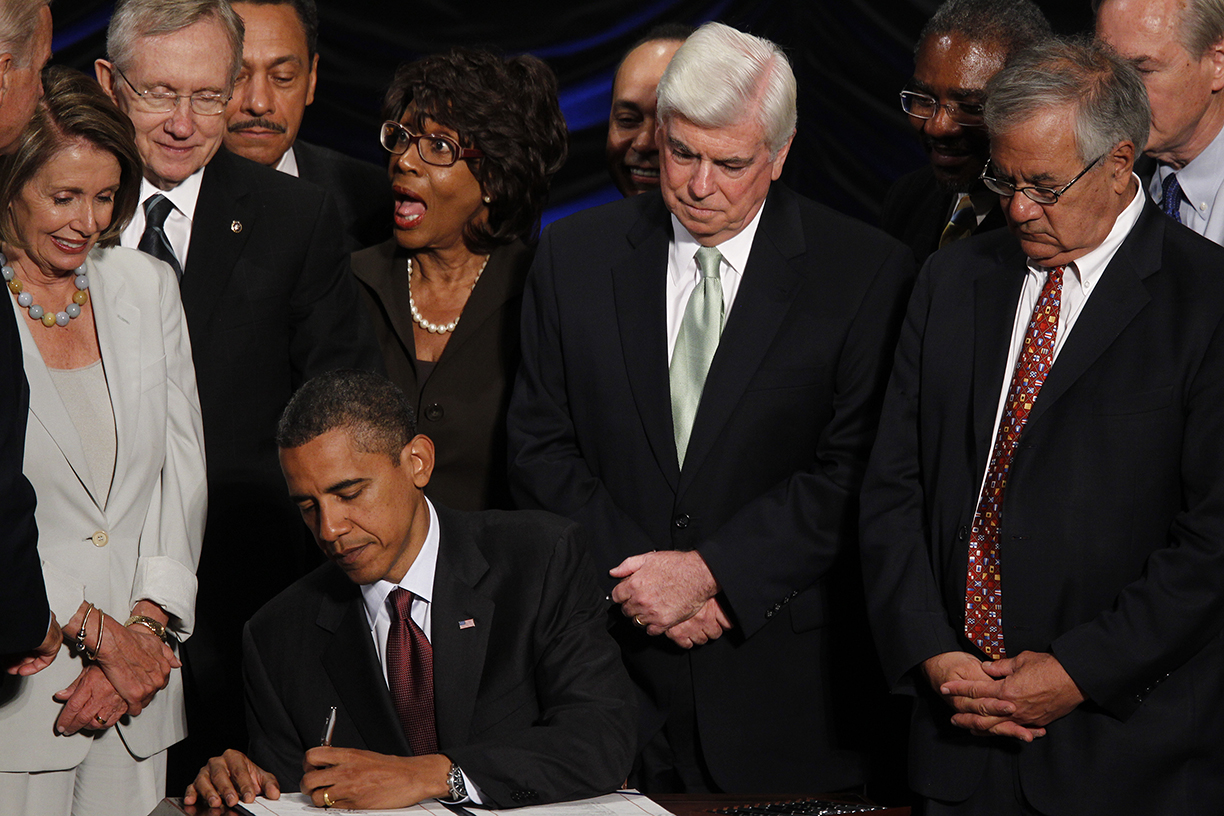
<box><xmin>609</xmin><ymin>550</ymin><xmax>730</xmax><ymax>647</ymax></box>
<box><xmin>922</xmin><ymin>650</ymin><xmax>1085</xmax><ymax>742</ymax></box>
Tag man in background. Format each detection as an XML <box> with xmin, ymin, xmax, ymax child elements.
<box><xmin>882</xmin><ymin>0</ymin><xmax>1049</xmax><ymax>263</ymax></box>
<box><xmin>606</xmin><ymin>24</ymin><xmax>690</xmax><ymax>197</ymax></box>
<box><xmin>0</xmin><ymin>0</ymin><xmax>59</xmax><ymax>667</ymax></box>
<box><xmin>1097</xmin><ymin>0</ymin><xmax>1224</xmax><ymax>243</ymax></box>
<box><xmin>225</xmin><ymin>0</ymin><xmax>391</xmax><ymax>251</ymax></box>
<box><xmin>95</xmin><ymin>0</ymin><xmax>382</xmax><ymax>783</ymax></box>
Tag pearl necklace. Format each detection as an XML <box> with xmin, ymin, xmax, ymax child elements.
<box><xmin>1</xmin><ymin>252</ymin><xmax>90</xmax><ymax>329</ymax></box>
<box><xmin>407</xmin><ymin>255</ymin><xmax>489</xmax><ymax>335</ymax></box>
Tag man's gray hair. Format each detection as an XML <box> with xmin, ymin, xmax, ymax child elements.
<box><xmin>656</xmin><ymin>21</ymin><xmax>796</xmax><ymax>155</ymax></box>
<box><xmin>1094</xmin><ymin>0</ymin><xmax>1224</xmax><ymax>59</ymax></box>
<box><xmin>920</xmin><ymin>0</ymin><xmax>1051</xmax><ymax>60</ymax></box>
<box><xmin>985</xmin><ymin>36</ymin><xmax>1150</xmax><ymax>162</ymax></box>
<box><xmin>107</xmin><ymin>0</ymin><xmax>244</xmax><ymax>85</ymax></box>
<box><xmin>0</xmin><ymin>0</ymin><xmax>49</xmax><ymax>64</ymax></box>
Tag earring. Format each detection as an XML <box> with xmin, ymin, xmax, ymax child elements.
<box><xmin>482</xmin><ymin>195</ymin><xmax>491</xmax><ymax>204</ymax></box>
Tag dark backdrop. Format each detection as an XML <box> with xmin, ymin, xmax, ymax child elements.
<box><xmin>48</xmin><ymin>1</ymin><xmax>1094</xmax><ymax>229</ymax></box>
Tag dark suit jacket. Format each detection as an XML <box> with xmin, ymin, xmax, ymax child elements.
<box><xmin>881</xmin><ymin>165</ymin><xmax>1006</xmax><ymax>264</ymax></box>
<box><xmin>861</xmin><ymin>201</ymin><xmax>1224</xmax><ymax>814</ymax></box>
<box><xmin>175</xmin><ymin>148</ymin><xmax>384</xmax><ymax>769</ymax></box>
<box><xmin>0</xmin><ymin>302</ymin><xmax>47</xmax><ymax>654</ymax></box>
<box><xmin>294</xmin><ymin>140</ymin><xmax>392</xmax><ymax>253</ymax></box>
<box><xmin>243</xmin><ymin>505</ymin><xmax>636</xmax><ymax>808</ymax></box>
<box><xmin>507</xmin><ymin>183</ymin><xmax>915</xmax><ymax>792</ymax></box>
<box><xmin>353</xmin><ymin>239</ymin><xmax>532</xmax><ymax>511</ymax></box>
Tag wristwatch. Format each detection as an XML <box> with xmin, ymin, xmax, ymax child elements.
<box><xmin>125</xmin><ymin>615</ymin><xmax>172</xmax><ymax>644</ymax></box>
<box><xmin>446</xmin><ymin>762</ymin><xmax>467</xmax><ymax>802</ymax></box>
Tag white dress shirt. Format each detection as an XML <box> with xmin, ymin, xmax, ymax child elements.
<box><xmin>1151</xmin><ymin>123</ymin><xmax>1224</xmax><ymax>245</ymax></box>
<box><xmin>357</xmin><ymin>498</ymin><xmax>481</xmax><ymax>803</ymax></box>
<box><xmin>274</xmin><ymin>145</ymin><xmax>299</xmax><ymax>178</ymax></box>
<box><xmin>979</xmin><ymin>180</ymin><xmax>1144</xmax><ymax>492</ymax></box>
<box><xmin>665</xmin><ymin>203</ymin><xmax>766</xmax><ymax>363</ymax></box>
<box><xmin>120</xmin><ymin>170</ymin><xmax>206</xmax><ymax>270</ymax></box>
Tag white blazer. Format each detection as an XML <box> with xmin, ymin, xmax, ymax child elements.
<box><xmin>0</xmin><ymin>246</ymin><xmax>206</xmax><ymax>769</ymax></box>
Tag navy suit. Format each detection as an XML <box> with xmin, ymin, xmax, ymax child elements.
<box><xmin>293</xmin><ymin>140</ymin><xmax>392</xmax><ymax>253</ymax></box>
<box><xmin>861</xmin><ymin>201</ymin><xmax>1224</xmax><ymax>813</ymax></box>
<box><xmin>508</xmin><ymin>183</ymin><xmax>915</xmax><ymax>792</ymax></box>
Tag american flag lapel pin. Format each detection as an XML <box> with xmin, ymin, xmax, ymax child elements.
<box><xmin>459</xmin><ymin>618</ymin><xmax>476</xmax><ymax>630</ymax></box>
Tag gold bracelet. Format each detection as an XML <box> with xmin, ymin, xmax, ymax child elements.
<box><xmin>75</xmin><ymin>603</ymin><xmax>95</xmax><ymax>653</ymax></box>
<box><xmin>85</xmin><ymin>610</ymin><xmax>105</xmax><ymax>660</ymax></box>
<box><xmin>124</xmin><ymin>615</ymin><xmax>170</xmax><ymax>644</ymax></box>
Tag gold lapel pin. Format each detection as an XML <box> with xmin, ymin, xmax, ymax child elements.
<box><xmin>230</xmin><ymin>220</ymin><xmax>242</xmax><ymax>233</ymax></box>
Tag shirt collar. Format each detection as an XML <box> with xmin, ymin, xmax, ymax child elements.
<box><xmin>139</xmin><ymin>166</ymin><xmax>205</xmax><ymax>222</ymax></box>
<box><xmin>668</xmin><ymin>198</ymin><xmax>766</xmax><ymax>287</ymax></box>
<box><xmin>359</xmin><ymin>497</ymin><xmax>440</xmax><ymax>629</ymax></box>
<box><xmin>1027</xmin><ymin>175</ymin><xmax>1144</xmax><ymax>288</ymax></box>
<box><xmin>274</xmin><ymin>145</ymin><xmax>299</xmax><ymax>178</ymax></box>
<box><xmin>1158</xmin><ymin>124</ymin><xmax>1224</xmax><ymax>223</ymax></box>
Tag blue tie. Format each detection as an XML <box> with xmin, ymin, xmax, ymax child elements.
<box><xmin>1160</xmin><ymin>173</ymin><xmax>1183</xmax><ymax>224</ymax></box>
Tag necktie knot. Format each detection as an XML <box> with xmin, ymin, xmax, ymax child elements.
<box><xmin>144</xmin><ymin>193</ymin><xmax>175</xmax><ymax>228</ymax></box>
<box><xmin>1161</xmin><ymin>172</ymin><xmax>1183</xmax><ymax>224</ymax></box>
<box><xmin>137</xmin><ymin>193</ymin><xmax>184</xmax><ymax>280</ymax></box>
<box><xmin>389</xmin><ymin>587</ymin><xmax>414</xmax><ymax>623</ymax></box>
<box><xmin>695</xmin><ymin>246</ymin><xmax>723</xmax><ymax>280</ymax></box>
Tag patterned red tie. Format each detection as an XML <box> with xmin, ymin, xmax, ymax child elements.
<box><xmin>965</xmin><ymin>266</ymin><xmax>1064</xmax><ymax>660</ymax></box>
<box><xmin>386</xmin><ymin>588</ymin><xmax>438</xmax><ymax>755</ymax></box>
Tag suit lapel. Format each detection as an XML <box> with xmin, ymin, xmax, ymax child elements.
<box><xmin>430</xmin><ymin>506</ymin><xmax>493</xmax><ymax>748</ymax></box>
<box><xmin>971</xmin><ymin>243</ymin><xmax>1027</xmax><ymax>465</ymax></box>
<box><xmin>317</xmin><ymin>571</ymin><xmax>410</xmax><ymax>756</ymax></box>
<box><xmin>679</xmin><ymin>188</ymin><xmax>804</xmax><ymax>488</ymax></box>
<box><xmin>92</xmin><ymin>257</ymin><xmax>141</xmax><ymax>497</ymax></box>
<box><xmin>435</xmin><ymin>242</ymin><xmax>528</xmax><ymax>365</ymax></box>
<box><xmin>1027</xmin><ymin>203</ymin><xmax>1160</xmax><ymax>426</ymax></box>
<box><xmin>179</xmin><ymin>151</ymin><xmax>254</xmax><ymax>337</ymax></box>
<box><xmin>353</xmin><ymin>241</ymin><xmax>419</xmax><ymax>364</ymax></box>
<box><xmin>613</xmin><ymin>196</ymin><xmax>680</xmax><ymax>490</ymax></box>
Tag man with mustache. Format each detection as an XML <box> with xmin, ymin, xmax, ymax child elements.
<box><xmin>882</xmin><ymin>0</ymin><xmax>1049</xmax><ymax>263</ymax></box>
<box><xmin>224</xmin><ymin>0</ymin><xmax>390</xmax><ymax>252</ymax></box>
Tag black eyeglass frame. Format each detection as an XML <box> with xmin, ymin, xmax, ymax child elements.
<box><xmin>980</xmin><ymin>153</ymin><xmax>1107</xmax><ymax>205</ymax></box>
<box><xmin>112</xmin><ymin>65</ymin><xmax>230</xmax><ymax>116</ymax></box>
<box><xmin>899</xmin><ymin>90</ymin><xmax>986</xmax><ymax>127</ymax></box>
<box><xmin>379</xmin><ymin>120</ymin><xmax>485</xmax><ymax>167</ymax></box>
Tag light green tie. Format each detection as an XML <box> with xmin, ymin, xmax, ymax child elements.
<box><xmin>670</xmin><ymin>246</ymin><xmax>725</xmax><ymax>468</ymax></box>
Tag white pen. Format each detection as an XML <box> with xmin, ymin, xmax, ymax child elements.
<box><xmin>319</xmin><ymin>705</ymin><xmax>337</xmax><ymax>746</ymax></box>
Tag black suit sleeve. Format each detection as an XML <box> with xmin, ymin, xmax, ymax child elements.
<box><xmin>508</xmin><ymin>227</ymin><xmax>659</xmax><ymax>577</ymax></box>
<box><xmin>244</xmin><ymin>619</ymin><xmax>310</xmax><ymax>789</ymax></box>
<box><xmin>287</xmin><ymin>191</ymin><xmax>385</xmax><ymax>385</ymax></box>
<box><xmin>860</xmin><ymin>261</ymin><xmax>964</xmax><ymax>690</ymax></box>
<box><xmin>0</xmin><ymin>303</ymin><xmax>48</xmax><ymax>654</ymax></box>
<box><xmin>445</xmin><ymin>523</ymin><xmax>636</xmax><ymax>807</ymax></box>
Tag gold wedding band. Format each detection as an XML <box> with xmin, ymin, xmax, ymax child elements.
<box><xmin>634</xmin><ymin>615</ymin><xmax>646</xmax><ymax>627</ymax></box>
<box><xmin>94</xmin><ymin>714</ymin><xmax>107</xmax><ymax>725</ymax></box>
<box><xmin>323</xmin><ymin>790</ymin><xmax>334</xmax><ymax>808</ymax></box>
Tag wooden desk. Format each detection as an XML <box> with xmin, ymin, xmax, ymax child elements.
<box><xmin>152</xmin><ymin>794</ymin><xmax>910</xmax><ymax>816</ymax></box>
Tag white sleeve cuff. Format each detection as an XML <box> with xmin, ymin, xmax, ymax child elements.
<box><xmin>131</xmin><ymin>555</ymin><xmax>198</xmax><ymax>638</ymax></box>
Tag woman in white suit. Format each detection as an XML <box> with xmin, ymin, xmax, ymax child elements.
<box><xmin>0</xmin><ymin>67</ymin><xmax>205</xmax><ymax>815</ymax></box>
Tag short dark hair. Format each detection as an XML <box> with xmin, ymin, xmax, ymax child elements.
<box><xmin>228</xmin><ymin>0</ymin><xmax>318</xmax><ymax>58</ymax></box>
<box><xmin>918</xmin><ymin>0</ymin><xmax>1051</xmax><ymax>60</ymax></box>
<box><xmin>0</xmin><ymin>66</ymin><xmax>143</xmax><ymax>250</ymax></box>
<box><xmin>276</xmin><ymin>370</ymin><xmax>417</xmax><ymax>463</ymax></box>
<box><xmin>382</xmin><ymin>48</ymin><xmax>568</xmax><ymax>252</ymax></box>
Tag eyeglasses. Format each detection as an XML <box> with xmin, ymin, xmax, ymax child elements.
<box><xmin>980</xmin><ymin>154</ymin><xmax>1106</xmax><ymax>205</ymax></box>
<box><xmin>380</xmin><ymin>121</ymin><xmax>484</xmax><ymax>167</ymax></box>
<box><xmin>899</xmin><ymin>90</ymin><xmax>985</xmax><ymax>127</ymax></box>
<box><xmin>113</xmin><ymin>65</ymin><xmax>230</xmax><ymax>116</ymax></box>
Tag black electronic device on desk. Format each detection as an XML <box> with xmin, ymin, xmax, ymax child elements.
<box><xmin>710</xmin><ymin>800</ymin><xmax>887</xmax><ymax>815</ymax></box>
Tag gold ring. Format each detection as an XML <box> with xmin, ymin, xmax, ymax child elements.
<box><xmin>634</xmin><ymin>615</ymin><xmax>646</xmax><ymax>627</ymax></box>
<box><xmin>94</xmin><ymin>714</ymin><xmax>107</xmax><ymax>725</ymax></box>
<box><xmin>323</xmin><ymin>790</ymin><xmax>334</xmax><ymax>808</ymax></box>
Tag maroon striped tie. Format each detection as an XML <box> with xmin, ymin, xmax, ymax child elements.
<box><xmin>387</xmin><ymin>588</ymin><xmax>438</xmax><ymax>755</ymax></box>
<box><xmin>965</xmin><ymin>266</ymin><xmax>1064</xmax><ymax>660</ymax></box>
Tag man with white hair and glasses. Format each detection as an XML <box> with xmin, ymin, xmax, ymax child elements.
<box><xmin>509</xmin><ymin>21</ymin><xmax>914</xmax><ymax>794</ymax></box>
<box><xmin>862</xmin><ymin>36</ymin><xmax>1224</xmax><ymax>814</ymax></box>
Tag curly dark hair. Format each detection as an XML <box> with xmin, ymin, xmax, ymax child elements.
<box><xmin>382</xmin><ymin>48</ymin><xmax>568</xmax><ymax>251</ymax></box>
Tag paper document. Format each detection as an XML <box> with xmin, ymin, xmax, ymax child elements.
<box><xmin>236</xmin><ymin>793</ymin><xmax>457</xmax><ymax>815</ymax></box>
<box><xmin>481</xmin><ymin>791</ymin><xmax>674</xmax><ymax>816</ymax></box>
